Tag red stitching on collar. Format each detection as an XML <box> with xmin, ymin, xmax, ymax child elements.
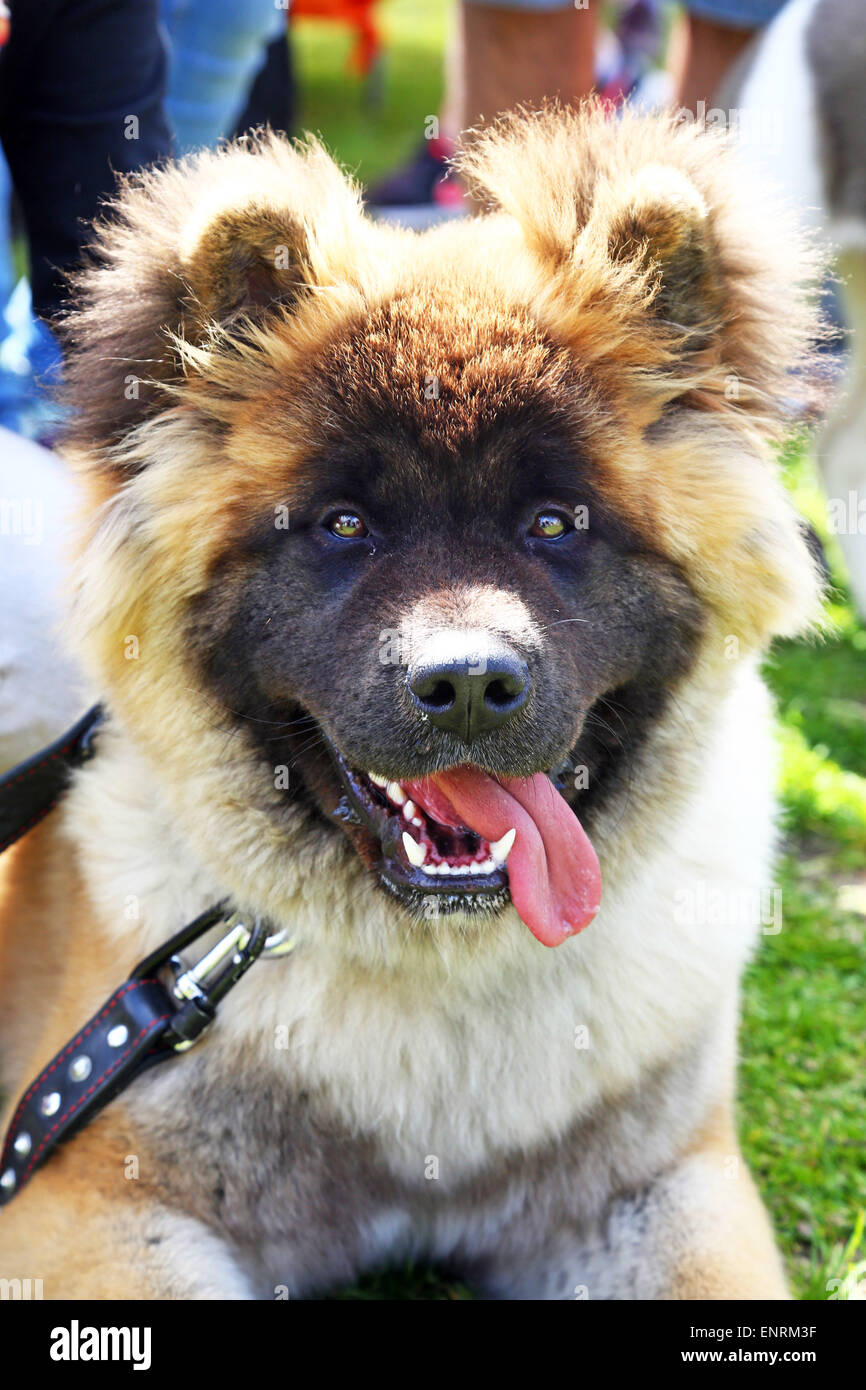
<box><xmin>0</xmin><ymin>980</ymin><xmax>159</xmax><ymax>1162</ymax></box>
<box><xmin>19</xmin><ymin>1011</ymin><xmax>171</xmax><ymax>1185</ymax></box>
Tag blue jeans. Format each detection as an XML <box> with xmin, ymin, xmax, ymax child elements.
<box><xmin>161</xmin><ymin>0</ymin><xmax>286</xmax><ymax>154</ymax></box>
<box><xmin>0</xmin><ymin>0</ymin><xmax>172</xmax><ymax>434</ymax></box>
<box><xmin>0</xmin><ymin>0</ymin><xmax>284</xmax><ymax>435</ymax></box>
<box><xmin>0</xmin><ymin>0</ymin><xmax>172</xmax><ymax>324</ymax></box>
<box><xmin>684</xmin><ymin>0</ymin><xmax>787</xmax><ymax>24</ymax></box>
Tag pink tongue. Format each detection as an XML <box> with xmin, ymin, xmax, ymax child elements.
<box><xmin>411</xmin><ymin>769</ymin><xmax>602</xmax><ymax>948</ymax></box>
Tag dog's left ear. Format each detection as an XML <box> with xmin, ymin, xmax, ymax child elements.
<box><xmin>459</xmin><ymin>104</ymin><xmax>821</xmax><ymax>429</ymax></box>
<box><xmin>603</xmin><ymin>163</ymin><xmax>723</xmax><ymax>342</ymax></box>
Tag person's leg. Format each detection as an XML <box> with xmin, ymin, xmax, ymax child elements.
<box><xmin>462</xmin><ymin>2</ymin><xmax>597</xmax><ymax>130</ymax></box>
<box><xmin>670</xmin><ymin>14</ymin><xmax>755</xmax><ymax>111</ymax></box>
<box><xmin>371</xmin><ymin>0</ymin><xmax>595</xmax><ymax>213</ymax></box>
<box><xmin>670</xmin><ymin>1</ymin><xmax>788</xmax><ymax>112</ymax></box>
<box><xmin>161</xmin><ymin>0</ymin><xmax>285</xmax><ymax>154</ymax></box>
<box><xmin>0</xmin><ymin>0</ymin><xmax>172</xmax><ymax>324</ymax></box>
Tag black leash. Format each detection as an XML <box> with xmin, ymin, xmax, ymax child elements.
<box><xmin>0</xmin><ymin>711</ymin><xmax>291</xmax><ymax>1207</ymax></box>
<box><xmin>0</xmin><ymin>703</ymin><xmax>103</xmax><ymax>854</ymax></box>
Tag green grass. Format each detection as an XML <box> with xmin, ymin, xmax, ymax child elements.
<box><xmin>295</xmin><ymin>9</ymin><xmax>865</xmax><ymax>1300</ymax></box>
<box><xmin>745</xmin><ymin>446</ymin><xmax>866</xmax><ymax>1301</ymax></box>
<box><xmin>292</xmin><ymin>0</ymin><xmax>449</xmax><ymax>185</ymax></box>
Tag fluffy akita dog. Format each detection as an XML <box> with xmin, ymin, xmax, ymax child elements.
<box><xmin>0</xmin><ymin>106</ymin><xmax>822</xmax><ymax>1299</ymax></box>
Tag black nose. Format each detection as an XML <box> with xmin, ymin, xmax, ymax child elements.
<box><xmin>408</xmin><ymin>644</ymin><xmax>530</xmax><ymax>742</ymax></box>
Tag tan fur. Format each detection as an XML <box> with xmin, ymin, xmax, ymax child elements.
<box><xmin>660</xmin><ymin>1105</ymin><xmax>790</xmax><ymax>1300</ymax></box>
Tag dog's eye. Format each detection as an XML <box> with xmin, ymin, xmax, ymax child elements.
<box><xmin>324</xmin><ymin>510</ymin><xmax>369</xmax><ymax>540</ymax></box>
<box><xmin>529</xmin><ymin>510</ymin><xmax>569</xmax><ymax>539</ymax></box>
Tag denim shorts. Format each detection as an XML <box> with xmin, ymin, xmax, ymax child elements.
<box><xmin>683</xmin><ymin>0</ymin><xmax>787</xmax><ymax>25</ymax></box>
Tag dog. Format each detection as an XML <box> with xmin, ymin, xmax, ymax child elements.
<box><xmin>0</xmin><ymin>105</ymin><xmax>823</xmax><ymax>1299</ymax></box>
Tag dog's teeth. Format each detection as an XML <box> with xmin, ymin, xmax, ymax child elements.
<box><xmin>402</xmin><ymin>831</ymin><xmax>426</xmax><ymax>867</ymax></box>
<box><xmin>369</xmin><ymin>773</ymin><xmax>388</xmax><ymax>788</ymax></box>
<box><xmin>402</xmin><ymin>824</ymin><xmax>511</xmax><ymax>876</ymax></box>
<box><xmin>490</xmin><ymin>828</ymin><xmax>516</xmax><ymax>866</ymax></box>
<box><xmin>413</xmin><ymin>858</ymin><xmax>499</xmax><ymax>878</ymax></box>
<box><xmin>402</xmin><ymin>798</ymin><xmax>416</xmax><ymax>820</ymax></box>
<box><xmin>386</xmin><ymin>781</ymin><xmax>405</xmax><ymax>805</ymax></box>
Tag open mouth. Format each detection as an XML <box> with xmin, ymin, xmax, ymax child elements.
<box><xmin>336</xmin><ymin>760</ymin><xmax>512</xmax><ymax>891</ymax></box>
<box><xmin>324</xmin><ymin>739</ymin><xmax>603</xmax><ymax>948</ymax></box>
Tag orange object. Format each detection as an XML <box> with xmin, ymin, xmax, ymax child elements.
<box><xmin>290</xmin><ymin>0</ymin><xmax>380</xmax><ymax>78</ymax></box>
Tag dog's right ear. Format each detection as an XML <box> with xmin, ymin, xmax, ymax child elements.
<box><xmin>61</xmin><ymin>135</ymin><xmax>364</xmax><ymax>459</ymax></box>
<box><xmin>178</xmin><ymin>204</ymin><xmax>317</xmax><ymax>334</ymax></box>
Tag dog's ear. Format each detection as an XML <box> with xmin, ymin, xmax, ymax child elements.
<box><xmin>178</xmin><ymin>204</ymin><xmax>315</xmax><ymax>334</ymax></box>
<box><xmin>458</xmin><ymin>103</ymin><xmax>822</xmax><ymax>430</ymax></box>
<box><xmin>61</xmin><ymin>135</ymin><xmax>364</xmax><ymax>460</ymax></box>
<box><xmin>603</xmin><ymin>163</ymin><xmax>724</xmax><ymax>340</ymax></box>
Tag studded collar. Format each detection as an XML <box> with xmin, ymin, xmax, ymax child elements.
<box><xmin>0</xmin><ymin>712</ymin><xmax>294</xmax><ymax>1206</ymax></box>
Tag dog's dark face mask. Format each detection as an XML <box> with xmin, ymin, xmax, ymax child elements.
<box><xmin>188</xmin><ymin>308</ymin><xmax>704</xmax><ymax>945</ymax></box>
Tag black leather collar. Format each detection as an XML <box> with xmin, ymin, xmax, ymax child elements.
<box><xmin>0</xmin><ymin>978</ymin><xmax>178</xmax><ymax>1204</ymax></box>
<box><xmin>0</xmin><ymin>711</ymin><xmax>288</xmax><ymax>1207</ymax></box>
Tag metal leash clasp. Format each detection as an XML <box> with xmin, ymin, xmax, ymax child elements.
<box><xmin>128</xmin><ymin>905</ymin><xmax>296</xmax><ymax>1054</ymax></box>
<box><xmin>165</xmin><ymin>914</ymin><xmax>297</xmax><ymax>1051</ymax></box>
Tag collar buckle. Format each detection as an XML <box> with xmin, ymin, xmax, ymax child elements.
<box><xmin>162</xmin><ymin>913</ymin><xmax>296</xmax><ymax>1051</ymax></box>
